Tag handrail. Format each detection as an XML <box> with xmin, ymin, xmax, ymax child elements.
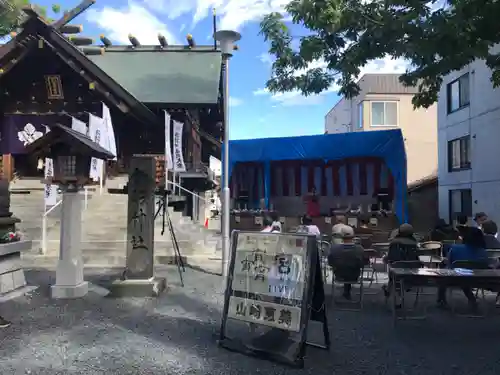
<box><xmin>165</xmin><ymin>179</ymin><xmax>208</xmax><ymax>202</ymax></box>
<box><xmin>43</xmin><ymin>199</ymin><xmax>62</xmax><ymax>217</ymax></box>
<box><xmin>41</xmin><ymin>187</ymin><xmax>90</xmax><ymax>254</ymax></box>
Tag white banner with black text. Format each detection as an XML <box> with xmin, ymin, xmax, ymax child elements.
<box><xmin>164</xmin><ymin>111</ymin><xmax>173</xmax><ymax>171</ymax></box>
<box><xmin>172</xmin><ymin>120</ymin><xmax>186</xmax><ymax>172</ymax></box>
<box><xmin>102</xmin><ymin>103</ymin><xmax>117</xmax><ymax>160</ymax></box>
<box><xmin>43</xmin><ymin>125</ymin><xmax>57</xmax><ymax>207</ymax></box>
<box><xmin>88</xmin><ymin>114</ymin><xmax>105</xmax><ymax>181</ymax></box>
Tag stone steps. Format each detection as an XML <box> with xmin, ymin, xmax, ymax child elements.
<box><xmin>22</xmin><ymin>247</ymin><xmax>215</xmax><ymax>268</ymax></box>
<box><xmin>12</xmin><ymin>187</ymin><xmax>221</xmax><ymax>267</ymax></box>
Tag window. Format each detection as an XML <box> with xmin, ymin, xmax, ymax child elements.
<box><xmin>370</xmin><ymin>101</ymin><xmax>398</xmax><ymax>126</ymax></box>
<box><xmin>448</xmin><ymin>136</ymin><xmax>471</xmax><ymax>171</ymax></box>
<box><xmin>358</xmin><ymin>102</ymin><xmax>363</xmax><ymax>128</ymax></box>
<box><xmin>447</xmin><ymin>73</ymin><xmax>469</xmax><ymax>113</ymax></box>
<box><xmin>449</xmin><ymin>189</ymin><xmax>472</xmax><ymax>223</ymax></box>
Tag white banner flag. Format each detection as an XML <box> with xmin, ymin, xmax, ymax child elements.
<box><xmin>88</xmin><ymin>114</ymin><xmax>105</xmax><ymax>181</ymax></box>
<box><xmin>102</xmin><ymin>103</ymin><xmax>117</xmax><ymax>160</ymax></box>
<box><xmin>172</xmin><ymin>120</ymin><xmax>186</xmax><ymax>172</ymax></box>
<box><xmin>164</xmin><ymin>111</ymin><xmax>173</xmax><ymax>171</ymax></box>
<box><xmin>71</xmin><ymin>117</ymin><xmax>87</xmax><ymax>134</ymax></box>
<box><xmin>43</xmin><ymin>125</ymin><xmax>57</xmax><ymax>207</ymax></box>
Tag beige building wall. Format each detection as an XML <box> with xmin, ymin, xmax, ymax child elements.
<box><xmin>359</xmin><ymin>94</ymin><xmax>438</xmax><ymax>183</ymax></box>
<box><xmin>325</xmin><ymin>74</ymin><xmax>438</xmax><ymax>184</ymax></box>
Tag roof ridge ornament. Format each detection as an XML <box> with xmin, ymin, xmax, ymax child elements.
<box><xmin>128</xmin><ymin>34</ymin><xmax>140</xmax><ymax>48</ymax></box>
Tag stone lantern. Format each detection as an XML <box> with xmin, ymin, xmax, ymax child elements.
<box><xmin>25</xmin><ymin>123</ymin><xmax>113</xmax><ymax>299</ymax></box>
<box><xmin>0</xmin><ymin>179</ymin><xmax>20</xmax><ymax>232</ymax></box>
<box><xmin>0</xmin><ymin>178</ymin><xmax>33</xmax><ymax>300</ymax></box>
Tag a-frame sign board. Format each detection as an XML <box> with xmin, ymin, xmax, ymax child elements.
<box><xmin>218</xmin><ymin>231</ymin><xmax>330</xmax><ymax>368</ymax></box>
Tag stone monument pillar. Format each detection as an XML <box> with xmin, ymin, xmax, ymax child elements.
<box><xmin>51</xmin><ymin>185</ymin><xmax>88</xmax><ymax>299</ymax></box>
<box><xmin>108</xmin><ymin>155</ymin><xmax>166</xmax><ymax>297</ymax></box>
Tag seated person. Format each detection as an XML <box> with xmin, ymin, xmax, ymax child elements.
<box><xmin>385</xmin><ymin>224</ymin><xmax>419</xmax><ymax>264</ymax></box>
<box><xmin>382</xmin><ymin>223</ymin><xmax>420</xmax><ymax>298</ymax></box>
<box><xmin>332</xmin><ymin>216</ymin><xmax>352</xmax><ymax>243</ymax></box>
<box><xmin>455</xmin><ymin>214</ymin><xmax>469</xmax><ymax>239</ymax></box>
<box><xmin>430</xmin><ymin>218</ymin><xmax>460</xmax><ymax>242</ymax></box>
<box><xmin>356</xmin><ymin>216</ymin><xmax>373</xmax><ymax>236</ymax></box>
<box><xmin>261</xmin><ymin>216</ymin><xmax>280</xmax><ymax>233</ymax></box>
<box><xmin>297</xmin><ymin>215</ymin><xmax>321</xmax><ymax>236</ymax></box>
<box><xmin>437</xmin><ymin>227</ymin><xmax>490</xmax><ymax>309</ymax></box>
<box><xmin>328</xmin><ymin>225</ymin><xmax>365</xmax><ymax>300</ymax></box>
<box><xmin>482</xmin><ymin>220</ymin><xmax>500</xmax><ymax>249</ymax></box>
<box><xmin>270</xmin><ymin>212</ymin><xmax>282</xmax><ymax>233</ymax></box>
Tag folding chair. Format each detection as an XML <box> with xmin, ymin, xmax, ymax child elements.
<box><xmin>317</xmin><ymin>240</ymin><xmax>331</xmax><ymax>283</ymax></box>
<box><xmin>362</xmin><ymin>249</ymin><xmax>380</xmax><ymax>290</ymax></box>
<box><xmin>449</xmin><ymin>260</ymin><xmax>491</xmax><ymax>317</ymax></box>
<box><xmin>418</xmin><ymin>242</ymin><xmax>443</xmax><ymax>268</ymax></box>
<box><xmin>330</xmin><ymin>263</ymin><xmax>365</xmax><ymax>311</ymax></box>
<box><xmin>387</xmin><ymin>260</ymin><xmax>426</xmax><ymax>319</ymax></box>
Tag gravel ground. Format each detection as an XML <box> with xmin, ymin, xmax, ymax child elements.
<box><xmin>0</xmin><ymin>267</ymin><xmax>500</xmax><ymax>375</ymax></box>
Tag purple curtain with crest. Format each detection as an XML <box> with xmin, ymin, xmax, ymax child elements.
<box><xmin>1</xmin><ymin>115</ymin><xmax>61</xmax><ymax>154</ymax></box>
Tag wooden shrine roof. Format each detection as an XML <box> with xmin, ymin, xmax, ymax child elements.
<box><xmin>0</xmin><ymin>9</ymin><xmax>160</xmax><ymax>127</ymax></box>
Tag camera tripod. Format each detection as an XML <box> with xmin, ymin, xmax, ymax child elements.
<box><xmin>154</xmin><ymin>188</ymin><xmax>185</xmax><ymax>286</ymax></box>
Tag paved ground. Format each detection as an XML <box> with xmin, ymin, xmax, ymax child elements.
<box><xmin>1</xmin><ymin>267</ymin><xmax>500</xmax><ymax>374</ymax></box>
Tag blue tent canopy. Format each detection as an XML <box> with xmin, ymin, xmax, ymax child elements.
<box><xmin>226</xmin><ymin>129</ymin><xmax>408</xmax><ymax>223</ymax></box>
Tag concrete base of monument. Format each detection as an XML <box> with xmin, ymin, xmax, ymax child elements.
<box><xmin>51</xmin><ymin>281</ymin><xmax>89</xmax><ymax>299</ymax></box>
<box><xmin>106</xmin><ymin>277</ymin><xmax>167</xmax><ymax>298</ymax></box>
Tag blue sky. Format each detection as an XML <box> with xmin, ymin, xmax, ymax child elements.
<box><xmin>35</xmin><ymin>0</ymin><xmax>406</xmax><ymax>140</ymax></box>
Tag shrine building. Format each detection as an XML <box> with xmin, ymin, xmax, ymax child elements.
<box><xmin>0</xmin><ymin>4</ymin><xmax>223</xmax><ymax>197</ymax></box>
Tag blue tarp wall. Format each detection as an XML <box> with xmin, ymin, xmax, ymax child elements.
<box><xmin>225</xmin><ymin>129</ymin><xmax>408</xmax><ymax>223</ymax></box>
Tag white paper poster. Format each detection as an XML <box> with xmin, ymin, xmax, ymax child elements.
<box><xmin>43</xmin><ymin>125</ymin><xmax>57</xmax><ymax>207</ymax></box>
<box><xmin>102</xmin><ymin>103</ymin><xmax>117</xmax><ymax>160</ymax></box>
<box><xmin>172</xmin><ymin>120</ymin><xmax>186</xmax><ymax>172</ymax></box>
<box><xmin>88</xmin><ymin>114</ymin><xmax>105</xmax><ymax>181</ymax></box>
<box><xmin>71</xmin><ymin>117</ymin><xmax>87</xmax><ymax>134</ymax></box>
<box><xmin>164</xmin><ymin>111</ymin><xmax>173</xmax><ymax>171</ymax></box>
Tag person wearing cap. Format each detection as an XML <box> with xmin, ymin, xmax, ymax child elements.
<box><xmin>332</xmin><ymin>216</ymin><xmax>352</xmax><ymax>244</ymax></box>
<box><xmin>327</xmin><ymin>225</ymin><xmax>365</xmax><ymax>300</ymax></box>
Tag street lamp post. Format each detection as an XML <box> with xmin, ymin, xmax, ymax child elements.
<box><xmin>214</xmin><ymin>30</ymin><xmax>241</xmax><ymax>278</ymax></box>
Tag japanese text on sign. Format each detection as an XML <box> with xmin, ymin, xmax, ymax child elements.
<box><xmin>227</xmin><ymin>296</ymin><xmax>301</xmax><ymax>332</ymax></box>
<box><xmin>231</xmin><ymin>233</ymin><xmax>306</xmax><ymax>300</ymax></box>
<box><xmin>228</xmin><ymin>233</ymin><xmax>309</xmax><ymax>331</ymax></box>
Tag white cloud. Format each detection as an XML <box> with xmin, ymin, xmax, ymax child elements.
<box><xmin>229</xmin><ymin>97</ymin><xmax>243</xmax><ymax>106</ymax></box>
<box><xmin>258</xmin><ymin>53</ymin><xmax>273</xmax><ymax>65</ymax></box>
<box><xmin>86</xmin><ymin>2</ymin><xmax>179</xmax><ymax>45</ymax></box>
<box><xmin>143</xmin><ymin>0</ymin><xmax>290</xmax><ymax>31</ymax></box>
<box><xmin>254</xmin><ymin>56</ymin><xmax>411</xmax><ymax>106</ymax></box>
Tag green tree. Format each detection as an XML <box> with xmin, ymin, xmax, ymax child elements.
<box><xmin>0</xmin><ymin>0</ymin><xmax>29</xmax><ymax>37</ymax></box>
<box><xmin>260</xmin><ymin>0</ymin><xmax>500</xmax><ymax>108</ymax></box>
<box><xmin>0</xmin><ymin>1</ymin><xmax>61</xmax><ymax>37</ymax></box>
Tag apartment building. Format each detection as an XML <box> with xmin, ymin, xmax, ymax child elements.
<box><xmin>324</xmin><ymin>73</ymin><xmax>438</xmax><ymax>183</ymax></box>
<box><xmin>437</xmin><ymin>50</ymin><xmax>500</xmax><ymax>224</ymax></box>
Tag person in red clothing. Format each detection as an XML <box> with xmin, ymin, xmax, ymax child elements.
<box><xmin>304</xmin><ymin>186</ymin><xmax>320</xmax><ymax>217</ymax></box>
